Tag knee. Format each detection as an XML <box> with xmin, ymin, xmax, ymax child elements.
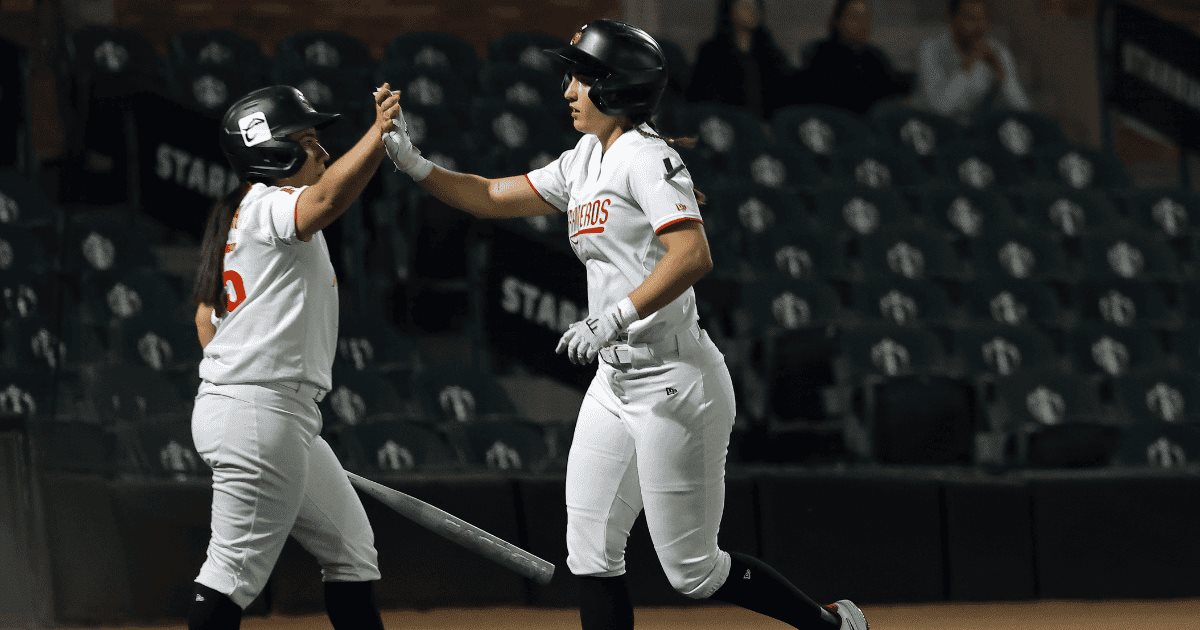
<box><xmin>566</xmin><ymin>521</ymin><xmax>630</xmax><ymax>577</ymax></box>
<box><xmin>661</xmin><ymin>550</ymin><xmax>730</xmax><ymax>600</ymax></box>
<box><xmin>320</xmin><ymin>541</ymin><xmax>381</xmax><ymax>583</ymax></box>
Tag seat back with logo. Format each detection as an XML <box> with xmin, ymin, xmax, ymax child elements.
<box><xmin>814</xmin><ymin>186</ymin><xmax>911</xmax><ymax>239</ymax></box>
<box><xmin>770</xmin><ymin>105</ymin><xmax>876</xmax><ymax>168</ymax></box>
<box><xmin>133</xmin><ymin>415</ymin><xmax>207</xmax><ymax>480</ymax></box>
<box><xmin>169</xmin><ymin>30</ymin><xmax>267</xmax><ymax>71</ymax></box>
<box><xmin>1069</xmin><ymin>323</ymin><xmax>1163</xmax><ymax>377</ymax></box>
<box><xmin>1013</xmin><ymin>186</ymin><xmax>1120</xmax><ymax>239</ymax></box>
<box><xmin>63</xmin><ymin>211</ymin><xmax>158</xmax><ymax>273</ymax></box>
<box><xmin>488</xmin><ymin>32</ymin><xmax>563</xmax><ymax>75</ymax></box>
<box><xmin>953</xmin><ymin>324</ymin><xmax>1057</xmax><ymax>378</ymax></box>
<box><xmin>0</xmin><ymin>169</ymin><xmax>57</xmax><ymax>227</ymax></box>
<box><xmin>112</xmin><ymin>316</ymin><xmax>202</xmax><ymax>373</ymax></box>
<box><xmin>705</xmin><ymin>184</ymin><xmax>808</xmax><ymax>260</ymax></box>
<box><xmin>471</xmin><ymin>99</ymin><xmax>561</xmax><ymax>162</ymax></box>
<box><xmin>852</xmin><ymin>277</ymin><xmax>953</xmax><ymax>325</ymax></box>
<box><xmin>1117</xmin><ymin>188</ymin><xmax>1200</xmax><ymax>242</ymax></box>
<box><xmin>82</xmin><ymin>268</ymin><xmax>183</xmax><ymax>324</ymax></box>
<box><xmin>0</xmin><ymin>369</ymin><xmax>52</xmax><ymax>420</ymax></box>
<box><xmin>971</xmin><ymin>229</ymin><xmax>1070</xmax><ymax>280</ymax></box>
<box><xmin>1073</xmin><ymin>280</ymin><xmax>1171</xmax><ymax>328</ymax></box>
<box><xmin>740</xmin><ymin>279</ymin><xmax>841</xmax><ymax>333</ymax></box>
<box><xmin>838</xmin><ymin>323</ymin><xmax>945</xmax><ymax>378</ymax></box>
<box><xmin>991</xmin><ymin>369</ymin><xmax>1113</xmax><ymax>467</ymax></box>
<box><xmin>1033</xmin><ymin>144</ymin><xmax>1129</xmax><ymax>190</ymax></box>
<box><xmin>1113</xmin><ymin>370</ymin><xmax>1200</xmax><ymax>425</ymax></box>
<box><xmin>384</xmin><ymin>31</ymin><xmax>479</xmax><ymax>85</ymax></box>
<box><xmin>829</xmin><ymin>142</ymin><xmax>926</xmax><ymax>189</ymax></box>
<box><xmin>459</xmin><ymin>419</ymin><xmax>551</xmax><ymax>472</ymax></box>
<box><xmin>335</xmin><ymin>316</ymin><xmax>419</xmax><ymax>374</ymax></box>
<box><xmin>167</xmin><ymin>63</ymin><xmax>264</xmax><ymax>116</ymax></box>
<box><xmin>66</xmin><ymin>26</ymin><xmax>163</xmax><ymax>93</ymax></box>
<box><xmin>1113</xmin><ymin>422</ymin><xmax>1200</xmax><ymax>468</ymax></box>
<box><xmin>918</xmin><ymin>185</ymin><xmax>1020</xmax><ymax>240</ymax></box>
<box><xmin>1080</xmin><ymin>230</ymin><xmax>1178</xmax><ymax>280</ymax></box>
<box><xmin>969</xmin><ymin>109</ymin><xmax>1067</xmax><ymax>164</ymax></box>
<box><xmin>967</xmin><ymin>278</ymin><xmax>1064</xmax><ymax>327</ymax></box>
<box><xmin>6</xmin><ymin>316</ymin><xmax>102</xmax><ymax>372</ymax></box>
<box><xmin>276</xmin><ymin>30</ymin><xmax>373</xmax><ymax>76</ymax></box>
<box><xmin>858</xmin><ymin>227</ymin><xmax>959</xmax><ymax>280</ymax></box>
<box><xmin>380</xmin><ymin>64</ymin><xmax>472</xmax><ymax>122</ymax></box>
<box><xmin>0</xmin><ymin>271</ymin><xmax>68</xmax><ymax>323</ymax></box>
<box><xmin>869</xmin><ymin>103</ymin><xmax>961</xmax><ymax>173</ymax></box>
<box><xmin>479</xmin><ymin>61</ymin><xmax>566</xmax><ymax>110</ymax></box>
<box><xmin>0</xmin><ymin>224</ymin><xmax>49</xmax><ymax>274</ymax></box>
<box><xmin>730</xmin><ymin>144</ymin><xmax>824</xmax><ymax>191</ymax></box>
<box><xmin>348</xmin><ymin>420</ymin><xmax>462</xmax><ymax>473</ymax></box>
<box><xmin>421</xmin><ymin>366</ymin><xmax>516</xmax><ymax>424</ymax></box>
<box><xmin>675</xmin><ymin>103</ymin><xmax>770</xmax><ymax>172</ymax></box>
<box><xmin>319</xmin><ymin>369</ymin><xmax>411</xmax><ymax>428</ymax></box>
<box><xmin>935</xmin><ymin>141</ymin><xmax>1026</xmax><ymax>190</ymax></box>
<box><xmin>745</xmin><ymin>221</ymin><xmax>848</xmax><ymax>280</ymax></box>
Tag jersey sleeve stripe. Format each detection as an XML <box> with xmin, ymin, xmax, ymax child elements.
<box><xmin>654</xmin><ymin>216</ymin><xmax>704</xmax><ymax>234</ymax></box>
<box><xmin>523</xmin><ymin>174</ymin><xmax>548</xmax><ymax>204</ymax></box>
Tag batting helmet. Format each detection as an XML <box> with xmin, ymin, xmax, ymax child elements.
<box><xmin>219</xmin><ymin>85</ymin><xmax>340</xmax><ymax>181</ymax></box>
<box><xmin>545</xmin><ymin>19</ymin><xmax>668</xmax><ymax>121</ymax></box>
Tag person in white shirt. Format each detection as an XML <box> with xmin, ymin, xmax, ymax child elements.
<box><xmin>382</xmin><ymin>18</ymin><xmax>866</xmax><ymax>630</ymax></box>
<box><xmin>918</xmin><ymin>0</ymin><xmax>1031</xmax><ymax>122</ymax></box>
<box><xmin>186</xmin><ymin>84</ymin><xmax>399</xmax><ymax>629</ymax></box>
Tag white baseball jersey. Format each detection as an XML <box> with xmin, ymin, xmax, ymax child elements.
<box><xmin>199</xmin><ymin>183</ymin><xmax>338</xmax><ymax>391</ymax></box>
<box><xmin>526</xmin><ymin>124</ymin><xmax>704</xmax><ymax>344</ymax></box>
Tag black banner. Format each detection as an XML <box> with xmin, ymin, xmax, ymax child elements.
<box><xmin>1108</xmin><ymin>2</ymin><xmax>1200</xmax><ymax>149</ymax></box>
<box><xmin>484</xmin><ymin>227</ymin><xmax>592</xmax><ymax>388</ymax></box>
<box><xmin>132</xmin><ymin>92</ymin><xmax>239</xmax><ymax>238</ymax></box>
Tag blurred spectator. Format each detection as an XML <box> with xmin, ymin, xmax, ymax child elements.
<box><xmin>917</xmin><ymin>0</ymin><xmax>1029</xmax><ymax>122</ymax></box>
<box><xmin>686</xmin><ymin>0</ymin><xmax>793</xmax><ymax>117</ymax></box>
<box><xmin>801</xmin><ymin>0</ymin><xmax>912</xmax><ymax>115</ymax></box>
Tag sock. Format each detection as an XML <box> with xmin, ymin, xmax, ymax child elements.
<box><xmin>324</xmin><ymin>581</ymin><xmax>385</xmax><ymax>630</ymax></box>
<box><xmin>710</xmin><ymin>552</ymin><xmax>840</xmax><ymax>630</ymax></box>
<box><xmin>188</xmin><ymin>583</ymin><xmax>242</xmax><ymax>630</ymax></box>
<box><xmin>579</xmin><ymin>575</ymin><xmax>634</xmax><ymax>630</ymax></box>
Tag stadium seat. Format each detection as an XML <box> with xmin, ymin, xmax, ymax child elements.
<box><xmin>383</xmin><ymin>31</ymin><xmax>479</xmax><ymax>86</ymax></box>
<box><xmin>851</xmin><ymin>277</ymin><xmax>954</xmax><ymax>325</ymax></box>
<box><xmin>1079</xmin><ymin>229</ymin><xmax>1179</xmax><ymax>280</ymax></box>
<box><xmin>276</xmin><ymin>30</ymin><xmax>373</xmax><ymax>76</ymax></box>
<box><xmin>857</xmin><ymin>227</ymin><xmax>960</xmax><ymax>280</ymax></box>
<box><xmin>743</xmin><ymin>221</ymin><xmax>849</xmax><ymax>280</ymax></box>
<box><xmin>488</xmin><ymin>32</ymin><xmax>563</xmax><ymax>74</ymax></box>
<box><xmin>952</xmin><ymin>324</ymin><xmax>1058</xmax><ymax>377</ymax></box>
<box><xmin>1073</xmin><ymin>280</ymin><xmax>1172</xmax><ymax>328</ymax></box>
<box><xmin>1112</xmin><ymin>369</ymin><xmax>1200</xmax><ymax>425</ymax></box>
<box><xmin>458</xmin><ymin>420</ymin><xmax>552</xmax><ymax>472</ymax></box>
<box><xmin>0</xmin><ymin>368</ymin><xmax>54</xmax><ymax>419</ymax></box>
<box><xmin>1069</xmin><ymin>323</ymin><xmax>1164</xmax><ymax>377</ymax></box>
<box><xmin>989</xmin><ymin>368</ymin><xmax>1115</xmax><ymax>467</ymax></box>
<box><xmin>1033</xmin><ymin>144</ymin><xmax>1130</xmax><ymax>190</ymax></box>
<box><xmin>320</xmin><ymin>369</ymin><xmax>414</xmax><ymax>428</ymax></box>
<box><xmin>1171</xmin><ymin>329</ymin><xmax>1200</xmax><ymax>374</ymax></box>
<box><xmin>130</xmin><ymin>414</ymin><xmax>207</xmax><ymax>480</ymax></box>
<box><xmin>674</xmin><ymin>103</ymin><xmax>770</xmax><ymax>171</ymax></box>
<box><xmin>738</xmin><ymin>278</ymin><xmax>841</xmax><ymax>332</ymax></box>
<box><xmin>82</xmin><ymin>364</ymin><xmax>187</xmax><ymax>424</ymax></box>
<box><xmin>770</xmin><ymin>105</ymin><xmax>876</xmax><ymax>166</ymax></box>
<box><xmin>6</xmin><ymin>316</ymin><xmax>103</xmax><ymax>372</ymax></box>
<box><xmin>935</xmin><ymin>141</ymin><xmax>1027</xmax><ymax>189</ymax></box>
<box><xmin>81</xmin><ymin>268</ymin><xmax>184</xmax><ymax>324</ymax></box>
<box><xmin>837</xmin><ymin>323</ymin><xmax>946</xmax><ymax>379</ymax></box>
<box><xmin>1013</xmin><ymin>186</ymin><xmax>1121</xmax><ymax>239</ymax></box>
<box><xmin>865</xmin><ymin>374</ymin><xmax>976</xmax><ymax>465</ymax></box>
<box><xmin>273</xmin><ymin>66</ymin><xmax>373</xmax><ymax>156</ymax></box>
<box><xmin>1113</xmin><ymin>422</ymin><xmax>1200</xmax><ymax>468</ymax></box>
<box><xmin>829</xmin><ymin>142</ymin><xmax>926</xmax><ymax>189</ymax></box>
<box><xmin>346</xmin><ymin>419</ymin><xmax>462</xmax><ymax>473</ymax></box>
<box><xmin>868</xmin><ymin>103</ymin><xmax>962</xmax><ymax>174</ymax></box>
<box><xmin>0</xmin><ymin>224</ymin><xmax>50</xmax><ymax>274</ymax></box>
<box><xmin>168</xmin><ymin>29</ymin><xmax>268</xmax><ymax>72</ymax></box>
<box><xmin>0</xmin><ymin>169</ymin><xmax>59</xmax><ymax>226</ymax></box>
<box><xmin>813</xmin><ymin>186</ymin><xmax>912</xmax><ymax>238</ymax></box>
<box><xmin>335</xmin><ymin>316</ymin><xmax>419</xmax><ymax>374</ymax></box>
<box><xmin>382</xmin><ymin>64</ymin><xmax>473</xmax><ymax>122</ymax></box>
<box><xmin>62</xmin><ymin>210</ymin><xmax>160</xmax><ymax>273</ymax></box>
<box><xmin>1116</xmin><ymin>188</ymin><xmax>1200</xmax><ymax>242</ymax></box>
<box><xmin>479</xmin><ymin>61</ymin><xmax>565</xmax><ymax>109</ymax></box>
<box><xmin>0</xmin><ymin>271</ymin><xmax>69</xmax><ymax>322</ymax></box>
<box><xmin>471</xmin><ymin>99</ymin><xmax>564</xmax><ymax>159</ymax></box>
<box><xmin>419</xmin><ymin>365</ymin><xmax>518</xmax><ymax>423</ymax></box>
<box><xmin>967</xmin><ymin>278</ymin><xmax>1065</xmax><ymax>327</ymax></box>
<box><xmin>971</xmin><ymin>229</ymin><xmax>1071</xmax><ymax>280</ymax></box>
<box><xmin>167</xmin><ymin>64</ymin><xmax>262</xmax><ymax>116</ymax></box>
<box><xmin>66</xmin><ymin>26</ymin><xmax>164</xmax><ymax>94</ymax></box>
<box><xmin>916</xmin><ymin>185</ymin><xmax>1020</xmax><ymax>240</ymax></box>
<box><xmin>968</xmin><ymin>109</ymin><xmax>1067</xmax><ymax>163</ymax></box>
<box><xmin>730</xmin><ymin>144</ymin><xmax>824</xmax><ymax>191</ymax></box>
<box><xmin>379</xmin><ymin>102</ymin><xmax>470</xmax><ymax>194</ymax></box>
<box><xmin>111</xmin><ymin>315</ymin><xmax>202</xmax><ymax>373</ymax></box>
<box><xmin>758</xmin><ymin>326</ymin><xmax>839</xmax><ymax>424</ymax></box>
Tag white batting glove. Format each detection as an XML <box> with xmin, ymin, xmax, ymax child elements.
<box><xmin>382</xmin><ymin>108</ymin><xmax>434</xmax><ymax>182</ymax></box>
<box><xmin>555</xmin><ymin>298</ymin><xmax>640</xmax><ymax>366</ymax></box>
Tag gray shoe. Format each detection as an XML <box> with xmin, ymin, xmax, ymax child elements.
<box><xmin>827</xmin><ymin>599</ymin><xmax>868</xmax><ymax>630</ymax></box>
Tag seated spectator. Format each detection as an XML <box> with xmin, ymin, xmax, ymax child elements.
<box><xmin>918</xmin><ymin>0</ymin><xmax>1029</xmax><ymax>122</ymax></box>
<box><xmin>686</xmin><ymin>0</ymin><xmax>793</xmax><ymax>118</ymax></box>
<box><xmin>802</xmin><ymin>0</ymin><xmax>911</xmax><ymax>115</ymax></box>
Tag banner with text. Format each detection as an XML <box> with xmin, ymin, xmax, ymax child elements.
<box><xmin>1109</xmin><ymin>2</ymin><xmax>1200</xmax><ymax>149</ymax></box>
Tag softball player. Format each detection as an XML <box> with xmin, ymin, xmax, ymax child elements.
<box><xmin>383</xmin><ymin>19</ymin><xmax>867</xmax><ymax>630</ymax></box>
<box><xmin>186</xmin><ymin>84</ymin><xmax>399</xmax><ymax>629</ymax></box>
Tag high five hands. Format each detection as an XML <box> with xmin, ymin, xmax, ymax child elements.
<box><xmin>378</xmin><ymin>83</ymin><xmax>433</xmax><ymax>181</ymax></box>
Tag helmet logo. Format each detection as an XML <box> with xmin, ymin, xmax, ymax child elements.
<box><xmin>570</xmin><ymin>31</ymin><xmax>582</xmax><ymax>45</ymax></box>
<box><xmin>238</xmin><ymin>111</ymin><xmax>271</xmax><ymax>147</ymax></box>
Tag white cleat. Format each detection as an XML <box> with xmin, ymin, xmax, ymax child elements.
<box><xmin>826</xmin><ymin>599</ymin><xmax>868</xmax><ymax>630</ymax></box>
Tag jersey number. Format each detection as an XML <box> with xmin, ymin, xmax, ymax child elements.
<box><xmin>223</xmin><ymin>270</ymin><xmax>246</xmax><ymax>312</ymax></box>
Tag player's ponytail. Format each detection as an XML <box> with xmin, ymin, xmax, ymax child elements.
<box><xmin>635</xmin><ymin>121</ymin><xmax>707</xmax><ymax>205</ymax></box>
<box><xmin>192</xmin><ymin>182</ymin><xmax>251</xmax><ymax>316</ymax></box>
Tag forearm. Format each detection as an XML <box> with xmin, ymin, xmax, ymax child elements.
<box><xmin>303</xmin><ymin>129</ymin><xmax>385</xmax><ymax>231</ymax></box>
<box><xmin>195</xmin><ymin>304</ymin><xmax>216</xmax><ymax>349</ymax></box>
<box><xmin>417</xmin><ymin>166</ymin><xmax>502</xmax><ymax>218</ymax></box>
<box><xmin>628</xmin><ymin>245</ymin><xmax>712</xmax><ymax>318</ymax></box>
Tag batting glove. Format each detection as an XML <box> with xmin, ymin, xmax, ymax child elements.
<box><xmin>555</xmin><ymin>298</ymin><xmax>640</xmax><ymax>366</ymax></box>
<box><xmin>382</xmin><ymin>108</ymin><xmax>434</xmax><ymax>182</ymax></box>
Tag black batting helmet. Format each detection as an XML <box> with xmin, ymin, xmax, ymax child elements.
<box><xmin>545</xmin><ymin>19</ymin><xmax>668</xmax><ymax>122</ymax></box>
<box><xmin>219</xmin><ymin>85</ymin><xmax>340</xmax><ymax>181</ymax></box>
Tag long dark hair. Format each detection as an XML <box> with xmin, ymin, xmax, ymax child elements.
<box><xmin>192</xmin><ymin>182</ymin><xmax>251</xmax><ymax>316</ymax></box>
<box><xmin>714</xmin><ymin>0</ymin><xmax>772</xmax><ymax>48</ymax></box>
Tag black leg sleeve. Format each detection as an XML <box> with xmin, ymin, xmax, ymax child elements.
<box><xmin>188</xmin><ymin>583</ymin><xmax>242</xmax><ymax>630</ymax></box>
<box><xmin>324</xmin><ymin>580</ymin><xmax>385</xmax><ymax>630</ymax></box>
<box><xmin>579</xmin><ymin>575</ymin><xmax>634</xmax><ymax>630</ymax></box>
<box><xmin>710</xmin><ymin>552</ymin><xmax>840</xmax><ymax>630</ymax></box>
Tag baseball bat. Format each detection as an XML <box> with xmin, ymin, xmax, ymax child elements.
<box><xmin>346</xmin><ymin>471</ymin><xmax>556</xmax><ymax>585</ymax></box>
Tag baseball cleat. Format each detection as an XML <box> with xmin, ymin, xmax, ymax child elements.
<box><xmin>825</xmin><ymin>599</ymin><xmax>868</xmax><ymax>630</ymax></box>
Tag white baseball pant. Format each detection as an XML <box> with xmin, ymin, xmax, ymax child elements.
<box><xmin>565</xmin><ymin>324</ymin><xmax>735</xmax><ymax>599</ymax></box>
<box><xmin>191</xmin><ymin>380</ymin><xmax>380</xmax><ymax>608</ymax></box>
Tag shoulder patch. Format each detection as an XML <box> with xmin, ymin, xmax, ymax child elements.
<box><xmin>279</xmin><ymin>187</ymin><xmax>295</xmax><ymax>194</ymax></box>
<box><xmin>662</xmin><ymin>157</ymin><xmax>685</xmax><ymax>180</ymax></box>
